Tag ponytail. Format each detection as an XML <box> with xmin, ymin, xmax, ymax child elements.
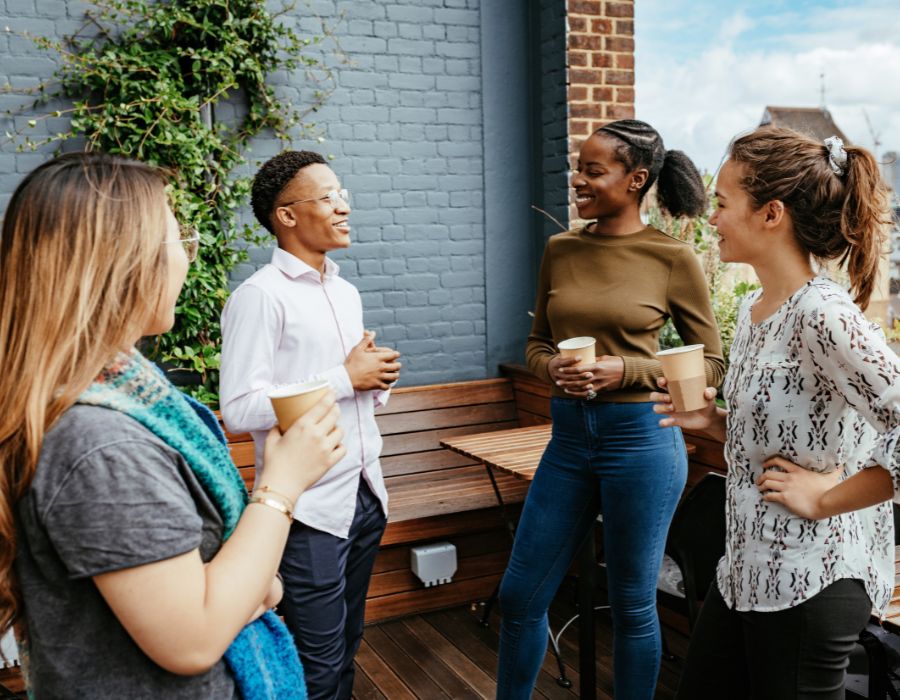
<box><xmin>596</xmin><ymin>120</ymin><xmax>707</xmax><ymax>218</ymax></box>
<box><xmin>656</xmin><ymin>149</ymin><xmax>707</xmax><ymax>218</ymax></box>
<box><xmin>729</xmin><ymin>126</ymin><xmax>891</xmax><ymax>310</ymax></box>
<box><xmin>839</xmin><ymin>146</ymin><xmax>890</xmax><ymax>310</ymax></box>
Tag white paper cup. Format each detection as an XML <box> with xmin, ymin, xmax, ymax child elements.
<box><xmin>268</xmin><ymin>380</ymin><xmax>331</xmax><ymax>432</ymax></box>
<box><xmin>558</xmin><ymin>336</ymin><xmax>596</xmax><ymax>368</ymax></box>
<box><xmin>656</xmin><ymin>344</ymin><xmax>707</xmax><ymax>412</ymax></box>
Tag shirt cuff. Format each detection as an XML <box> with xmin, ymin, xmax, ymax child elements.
<box><xmin>318</xmin><ymin>364</ymin><xmax>355</xmax><ymax>401</ymax></box>
<box><xmin>865</xmin><ymin>425</ymin><xmax>900</xmax><ymax>494</ymax></box>
<box><xmin>373</xmin><ymin>387</ymin><xmax>391</xmax><ymax>408</ymax></box>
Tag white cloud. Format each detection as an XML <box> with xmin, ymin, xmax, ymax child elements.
<box><xmin>636</xmin><ymin>2</ymin><xmax>900</xmax><ymax>174</ymax></box>
<box><xmin>717</xmin><ymin>10</ymin><xmax>755</xmax><ymax>45</ymax></box>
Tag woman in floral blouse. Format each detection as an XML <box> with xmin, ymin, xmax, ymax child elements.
<box><xmin>653</xmin><ymin>125</ymin><xmax>899</xmax><ymax>700</ymax></box>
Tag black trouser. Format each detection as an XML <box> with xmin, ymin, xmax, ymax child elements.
<box><xmin>277</xmin><ymin>477</ymin><xmax>387</xmax><ymax>700</ymax></box>
<box><xmin>676</xmin><ymin>578</ymin><xmax>872</xmax><ymax>700</ymax></box>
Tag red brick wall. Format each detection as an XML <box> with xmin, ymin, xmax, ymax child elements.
<box><xmin>567</xmin><ymin>0</ymin><xmax>635</xmax><ymax>138</ymax></box>
<box><xmin>566</xmin><ymin>0</ymin><xmax>635</xmax><ymax>218</ymax></box>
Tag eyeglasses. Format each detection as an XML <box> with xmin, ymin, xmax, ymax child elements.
<box><xmin>278</xmin><ymin>188</ymin><xmax>350</xmax><ymax>210</ymax></box>
<box><xmin>162</xmin><ymin>225</ymin><xmax>200</xmax><ymax>263</ymax></box>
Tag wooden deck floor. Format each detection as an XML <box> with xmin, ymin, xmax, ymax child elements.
<box><xmin>352</xmin><ymin>587</ymin><xmax>689</xmax><ymax>699</ymax></box>
<box><xmin>0</xmin><ymin>589</ymin><xmax>689</xmax><ymax>700</ymax></box>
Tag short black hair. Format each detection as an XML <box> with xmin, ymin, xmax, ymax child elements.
<box><xmin>251</xmin><ymin>150</ymin><xmax>327</xmax><ymax>233</ymax></box>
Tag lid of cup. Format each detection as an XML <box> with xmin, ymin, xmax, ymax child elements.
<box><xmin>558</xmin><ymin>336</ymin><xmax>596</xmax><ymax>350</ymax></box>
<box><xmin>655</xmin><ymin>344</ymin><xmax>704</xmax><ymax>357</ymax></box>
<box><xmin>268</xmin><ymin>380</ymin><xmax>330</xmax><ymax>399</ymax></box>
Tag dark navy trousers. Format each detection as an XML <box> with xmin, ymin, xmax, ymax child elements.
<box><xmin>277</xmin><ymin>476</ymin><xmax>386</xmax><ymax>700</ymax></box>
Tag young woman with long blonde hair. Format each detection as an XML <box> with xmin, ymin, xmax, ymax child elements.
<box><xmin>654</xmin><ymin>126</ymin><xmax>899</xmax><ymax>699</ymax></box>
<box><xmin>0</xmin><ymin>152</ymin><xmax>344</xmax><ymax>698</ymax></box>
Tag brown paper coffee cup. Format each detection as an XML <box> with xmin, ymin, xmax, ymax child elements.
<box><xmin>268</xmin><ymin>380</ymin><xmax>331</xmax><ymax>432</ymax></box>
<box><xmin>558</xmin><ymin>336</ymin><xmax>596</xmax><ymax>368</ymax></box>
<box><xmin>656</xmin><ymin>344</ymin><xmax>707</xmax><ymax>412</ymax></box>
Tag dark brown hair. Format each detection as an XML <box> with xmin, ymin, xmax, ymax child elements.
<box><xmin>729</xmin><ymin>126</ymin><xmax>891</xmax><ymax>309</ymax></box>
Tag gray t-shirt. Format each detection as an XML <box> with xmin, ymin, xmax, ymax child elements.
<box><xmin>15</xmin><ymin>405</ymin><xmax>237</xmax><ymax>699</ymax></box>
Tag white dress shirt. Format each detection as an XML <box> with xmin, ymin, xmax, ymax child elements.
<box><xmin>717</xmin><ymin>277</ymin><xmax>899</xmax><ymax>613</ymax></box>
<box><xmin>220</xmin><ymin>247</ymin><xmax>389</xmax><ymax>538</ymax></box>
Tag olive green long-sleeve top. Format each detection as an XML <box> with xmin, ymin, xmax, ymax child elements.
<box><xmin>526</xmin><ymin>225</ymin><xmax>725</xmax><ymax>401</ymax></box>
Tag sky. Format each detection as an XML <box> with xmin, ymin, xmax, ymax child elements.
<box><xmin>634</xmin><ymin>0</ymin><xmax>900</xmax><ymax>176</ymax></box>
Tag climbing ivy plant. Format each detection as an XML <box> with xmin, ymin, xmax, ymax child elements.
<box><xmin>8</xmin><ymin>0</ymin><xmax>337</xmax><ymax>404</ymax></box>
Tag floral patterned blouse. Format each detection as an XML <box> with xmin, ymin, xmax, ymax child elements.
<box><xmin>716</xmin><ymin>277</ymin><xmax>900</xmax><ymax>613</ymax></box>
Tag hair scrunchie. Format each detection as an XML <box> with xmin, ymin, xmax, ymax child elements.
<box><xmin>824</xmin><ymin>135</ymin><xmax>848</xmax><ymax>176</ymax></box>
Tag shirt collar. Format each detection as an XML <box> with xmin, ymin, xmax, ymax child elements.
<box><xmin>270</xmin><ymin>247</ymin><xmax>340</xmax><ymax>280</ymax></box>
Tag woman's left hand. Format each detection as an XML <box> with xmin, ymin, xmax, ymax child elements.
<box><xmin>556</xmin><ymin>355</ymin><xmax>624</xmax><ymax>397</ymax></box>
<box><xmin>756</xmin><ymin>456</ymin><xmax>843</xmax><ymax>520</ymax></box>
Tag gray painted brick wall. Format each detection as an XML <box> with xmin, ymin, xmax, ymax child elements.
<box><xmin>537</xmin><ymin>0</ymin><xmax>570</xmax><ymax>243</ymax></box>
<box><xmin>1</xmin><ymin>0</ymin><xmax>566</xmax><ymax>387</ymax></box>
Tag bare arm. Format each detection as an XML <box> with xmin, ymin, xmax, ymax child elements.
<box><xmin>93</xmin><ymin>395</ymin><xmax>346</xmax><ymax>675</ymax></box>
<box><xmin>819</xmin><ymin>467</ymin><xmax>893</xmax><ymax>516</ymax></box>
<box><xmin>757</xmin><ymin>458</ymin><xmax>893</xmax><ymax>520</ymax></box>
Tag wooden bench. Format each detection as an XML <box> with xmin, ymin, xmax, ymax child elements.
<box><xmin>219</xmin><ymin>379</ymin><xmax>532</xmax><ymax>623</ymax></box>
<box><xmin>366</xmin><ymin>379</ymin><xmax>535</xmax><ymax>621</ymax></box>
<box><xmin>220</xmin><ymin>368</ymin><xmax>726</xmax><ymax>624</ymax></box>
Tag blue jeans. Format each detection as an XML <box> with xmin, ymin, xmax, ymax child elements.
<box><xmin>497</xmin><ymin>398</ymin><xmax>687</xmax><ymax>700</ymax></box>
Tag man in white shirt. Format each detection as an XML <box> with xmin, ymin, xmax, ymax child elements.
<box><xmin>219</xmin><ymin>150</ymin><xmax>400</xmax><ymax>700</ymax></box>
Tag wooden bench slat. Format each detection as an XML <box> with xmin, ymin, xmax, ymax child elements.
<box><xmin>228</xmin><ymin>442</ymin><xmax>256</xmax><ymax>469</ymax></box>
<box><xmin>381</xmin><ymin>506</ymin><xmax>520</xmax><ymax>547</ymax></box>
<box><xmin>517</xmin><ymin>411</ymin><xmax>552</xmax><ymax>427</ymax></box>
<box><xmin>364</xmin><ymin>575</ymin><xmax>502</xmax><ymax>624</ymax></box>
<box><xmin>380</xmin><ymin>450</ymin><xmax>478</xmax><ymax>478</ymax></box>
<box><xmin>380</xmin><ymin>420</ymin><xmax>518</xmax><ymax>457</ymax></box>
<box><xmin>388</xmin><ymin>474</ymin><xmax>527</xmax><ymax>523</ymax></box>
<box><xmin>368</xmin><ymin>550</ymin><xmax>509</xmax><ymax>598</ymax></box>
<box><xmin>373</xmin><ymin>529</ymin><xmax>510</xmax><ymax>574</ymax></box>
<box><xmin>512</xmin><ymin>389</ymin><xmax>554</xmax><ymax>418</ymax></box>
<box><xmin>376</xmin><ymin>402</ymin><xmax>517</xmax><ymax>436</ymax></box>
<box><xmin>375</xmin><ymin>379</ymin><xmax>513</xmax><ymax>415</ymax></box>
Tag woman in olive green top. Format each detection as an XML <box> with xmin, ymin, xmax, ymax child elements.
<box><xmin>497</xmin><ymin>120</ymin><xmax>725</xmax><ymax>700</ymax></box>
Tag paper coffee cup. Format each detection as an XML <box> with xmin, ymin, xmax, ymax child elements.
<box><xmin>558</xmin><ymin>337</ymin><xmax>596</xmax><ymax>368</ymax></box>
<box><xmin>656</xmin><ymin>344</ymin><xmax>707</xmax><ymax>412</ymax></box>
<box><xmin>268</xmin><ymin>380</ymin><xmax>331</xmax><ymax>432</ymax></box>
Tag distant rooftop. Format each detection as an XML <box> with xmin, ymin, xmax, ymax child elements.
<box><xmin>760</xmin><ymin>106</ymin><xmax>850</xmax><ymax>144</ymax></box>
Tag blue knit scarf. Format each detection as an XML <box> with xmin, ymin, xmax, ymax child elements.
<box><xmin>76</xmin><ymin>349</ymin><xmax>307</xmax><ymax>700</ymax></box>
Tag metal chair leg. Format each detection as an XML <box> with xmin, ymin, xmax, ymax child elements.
<box><xmin>548</xmin><ymin>622</ymin><xmax>573</xmax><ymax>688</ymax></box>
<box><xmin>480</xmin><ymin>582</ymin><xmax>499</xmax><ymax>627</ymax></box>
<box><xmin>661</xmin><ymin>628</ymin><xmax>676</xmax><ymax>662</ymax></box>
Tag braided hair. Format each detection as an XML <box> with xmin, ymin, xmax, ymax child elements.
<box><xmin>596</xmin><ymin>120</ymin><xmax>707</xmax><ymax>218</ymax></box>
